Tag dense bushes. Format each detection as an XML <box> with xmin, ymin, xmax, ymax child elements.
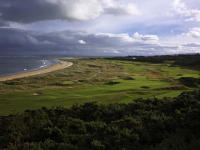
<box><xmin>179</xmin><ymin>77</ymin><xmax>200</xmax><ymax>87</ymax></box>
<box><xmin>0</xmin><ymin>90</ymin><xmax>200</xmax><ymax>150</ymax></box>
<box><xmin>111</xmin><ymin>54</ymin><xmax>200</xmax><ymax>69</ymax></box>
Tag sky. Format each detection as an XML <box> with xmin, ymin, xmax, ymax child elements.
<box><xmin>0</xmin><ymin>0</ymin><xmax>200</xmax><ymax>56</ymax></box>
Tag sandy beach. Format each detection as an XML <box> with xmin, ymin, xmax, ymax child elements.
<box><xmin>0</xmin><ymin>60</ymin><xmax>73</xmax><ymax>82</ymax></box>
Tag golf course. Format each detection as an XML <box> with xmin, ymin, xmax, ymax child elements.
<box><xmin>0</xmin><ymin>57</ymin><xmax>199</xmax><ymax>115</ymax></box>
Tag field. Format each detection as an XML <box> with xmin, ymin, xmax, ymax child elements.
<box><xmin>0</xmin><ymin>58</ymin><xmax>199</xmax><ymax>115</ymax></box>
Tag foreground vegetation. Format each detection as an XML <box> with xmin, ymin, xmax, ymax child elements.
<box><xmin>0</xmin><ymin>90</ymin><xmax>200</xmax><ymax>150</ymax></box>
<box><xmin>0</xmin><ymin>55</ymin><xmax>200</xmax><ymax>115</ymax></box>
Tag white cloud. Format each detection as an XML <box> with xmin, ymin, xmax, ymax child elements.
<box><xmin>162</xmin><ymin>27</ymin><xmax>200</xmax><ymax>54</ymax></box>
<box><xmin>173</xmin><ymin>0</ymin><xmax>200</xmax><ymax>22</ymax></box>
<box><xmin>175</xmin><ymin>43</ymin><xmax>200</xmax><ymax>54</ymax></box>
<box><xmin>174</xmin><ymin>27</ymin><xmax>200</xmax><ymax>43</ymax></box>
<box><xmin>184</xmin><ymin>27</ymin><xmax>200</xmax><ymax>38</ymax></box>
<box><xmin>103</xmin><ymin>50</ymin><xmax>120</xmax><ymax>54</ymax></box>
<box><xmin>104</xmin><ymin>2</ymin><xmax>140</xmax><ymax>16</ymax></box>
<box><xmin>133</xmin><ymin>32</ymin><xmax>159</xmax><ymax>43</ymax></box>
<box><xmin>78</xmin><ymin>40</ymin><xmax>86</xmax><ymax>44</ymax></box>
<box><xmin>165</xmin><ymin>27</ymin><xmax>200</xmax><ymax>45</ymax></box>
<box><xmin>57</xmin><ymin>0</ymin><xmax>103</xmax><ymax>21</ymax></box>
<box><xmin>95</xmin><ymin>32</ymin><xmax>159</xmax><ymax>44</ymax></box>
<box><xmin>95</xmin><ymin>33</ymin><xmax>134</xmax><ymax>42</ymax></box>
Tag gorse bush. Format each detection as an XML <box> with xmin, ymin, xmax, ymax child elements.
<box><xmin>179</xmin><ymin>77</ymin><xmax>200</xmax><ymax>87</ymax></box>
<box><xmin>0</xmin><ymin>90</ymin><xmax>200</xmax><ymax>150</ymax></box>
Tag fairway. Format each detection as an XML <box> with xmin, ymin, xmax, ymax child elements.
<box><xmin>0</xmin><ymin>58</ymin><xmax>199</xmax><ymax>115</ymax></box>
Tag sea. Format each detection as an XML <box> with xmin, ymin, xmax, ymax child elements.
<box><xmin>0</xmin><ymin>56</ymin><xmax>60</xmax><ymax>77</ymax></box>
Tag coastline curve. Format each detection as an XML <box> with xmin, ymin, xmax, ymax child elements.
<box><xmin>0</xmin><ymin>60</ymin><xmax>73</xmax><ymax>82</ymax></box>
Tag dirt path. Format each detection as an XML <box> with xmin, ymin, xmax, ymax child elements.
<box><xmin>0</xmin><ymin>60</ymin><xmax>73</xmax><ymax>82</ymax></box>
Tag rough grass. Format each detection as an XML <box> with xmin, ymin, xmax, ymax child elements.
<box><xmin>0</xmin><ymin>58</ymin><xmax>199</xmax><ymax>115</ymax></box>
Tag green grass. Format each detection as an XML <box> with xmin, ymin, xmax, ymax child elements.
<box><xmin>0</xmin><ymin>58</ymin><xmax>199</xmax><ymax>115</ymax></box>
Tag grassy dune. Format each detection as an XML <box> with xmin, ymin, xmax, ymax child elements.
<box><xmin>0</xmin><ymin>58</ymin><xmax>199</xmax><ymax>115</ymax></box>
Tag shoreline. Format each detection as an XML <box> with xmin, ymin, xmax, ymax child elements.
<box><xmin>0</xmin><ymin>60</ymin><xmax>73</xmax><ymax>82</ymax></box>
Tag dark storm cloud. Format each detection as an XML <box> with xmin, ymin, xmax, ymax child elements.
<box><xmin>0</xmin><ymin>28</ymin><xmax>56</xmax><ymax>55</ymax></box>
<box><xmin>0</xmin><ymin>0</ymin><xmax>65</xmax><ymax>23</ymax></box>
<box><xmin>0</xmin><ymin>20</ymin><xmax>9</xmax><ymax>27</ymax></box>
<box><xmin>0</xmin><ymin>0</ymin><xmax>140</xmax><ymax>23</ymax></box>
<box><xmin>0</xmin><ymin>28</ymin><xmax>182</xmax><ymax>56</ymax></box>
